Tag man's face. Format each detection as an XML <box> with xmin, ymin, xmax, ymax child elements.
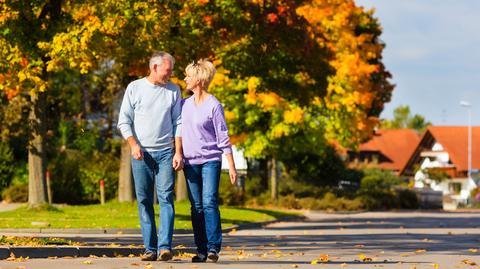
<box><xmin>154</xmin><ymin>59</ymin><xmax>173</xmax><ymax>84</ymax></box>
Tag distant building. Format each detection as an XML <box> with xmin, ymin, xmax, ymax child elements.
<box><xmin>402</xmin><ymin>126</ymin><xmax>480</xmax><ymax>205</ymax></box>
<box><xmin>347</xmin><ymin>129</ymin><xmax>420</xmax><ymax>175</ymax></box>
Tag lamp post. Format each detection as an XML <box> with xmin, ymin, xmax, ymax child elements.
<box><xmin>460</xmin><ymin>101</ymin><xmax>472</xmax><ymax>179</ymax></box>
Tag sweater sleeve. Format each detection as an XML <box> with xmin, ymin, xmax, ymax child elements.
<box><xmin>171</xmin><ymin>86</ymin><xmax>182</xmax><ymax>137</ymax></box>
<box><xmin>212</xmin><ymin>103</ymin><xmax>232</xmax><ymax>154</ymax></box>
<box><xmin>117</xmin><ymin>83</ymin><xmax>135</xmax><ymax>139</ymax></box>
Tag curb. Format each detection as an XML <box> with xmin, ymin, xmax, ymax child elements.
<box><xmin>0</xmin><ymin>214</ymin><xmax>305</xmax><ymax>259</ymax></box>
<box><xmin>0</xmin><ymin>228</ymin><xmax>197</xmax><ymax>235</ymax></box>
<box><xmin>1</xmin><ymin>246</ymin><xmax>146</xmax><ymax>259</ymax></box>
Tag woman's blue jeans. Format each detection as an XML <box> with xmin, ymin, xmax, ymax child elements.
<box><xmin>131</xmin><ymin>148</ymin><xmax>175</xmax><ymax>253</ymax></box>
<box><xmin>184</xmin><ymin>161</ymin><xmax>222</xmax><ymax>255</ymax></box>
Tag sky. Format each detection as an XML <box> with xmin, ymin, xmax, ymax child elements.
<box><xmin>355</xmin><ymin>0</ymin><xmax>480</xmax><ymax>126</ymax></box>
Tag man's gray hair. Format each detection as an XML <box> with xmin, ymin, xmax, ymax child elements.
<box><xmin>149</xmin><ymin>51</ymin><xmax>175</xmax><ymax>70</ymax></box>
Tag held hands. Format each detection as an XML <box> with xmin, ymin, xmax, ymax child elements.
<box><xmin>172</xmin><ymin>153</ymin><xmax>184</xmax><ymax>171</ymax></box>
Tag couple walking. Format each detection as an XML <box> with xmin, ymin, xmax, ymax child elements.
<box><xmin>117</xmin><ymin>51</ymin><xmax>237</xmax><ymax>263</ymax></box>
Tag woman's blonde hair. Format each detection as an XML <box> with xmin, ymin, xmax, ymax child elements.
<box><xmin>185</xmin><ymin>59</ymin><xmax>216</xmax><ymax>89</ymax></box>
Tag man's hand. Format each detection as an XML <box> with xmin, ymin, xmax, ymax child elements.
<box><xmin>131</xmin><ymin>143</ymin><xmax>143</xmax><ymax>160</ymax></box>
<box><xmin>172</xmin><ymin>152</ymin><xmax>183</xmax><ymax>171</ymax></box>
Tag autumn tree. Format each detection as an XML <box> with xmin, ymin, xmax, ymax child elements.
<box><xmin>0</xmin><ymin>0</ymin><xmax>73</xmax><ymax>207</ymax></box>
<box><xmin>1</xmin><ymin>0</ymin><xmax>393</xmax><ymax>203</ymax></box>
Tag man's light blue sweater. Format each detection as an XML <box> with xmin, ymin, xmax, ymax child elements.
<box><xmin>117</xmin><ymin>77</ymin><xmax>181</xmax><ymax>151</ymax></box>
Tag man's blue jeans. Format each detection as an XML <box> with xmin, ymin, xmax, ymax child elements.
<box><xmin>131</xmin><ymin>148</ymin><xmax>175</xmax><ymax>253</ymax></box>
<box><xmin>184</xmin><ymin>161</ymin><xmax>222</xmax><ymax>255</ymax></box>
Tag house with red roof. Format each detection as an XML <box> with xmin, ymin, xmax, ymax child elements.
<box><xmin>402</xmin><ymin>126</ymin><xmax>479</xmax><ymax>206</ymax></box>
<box><xmin>347</xmin><ymin>128</ymin><xmax>421</xmax><ymax>175</ymax></box>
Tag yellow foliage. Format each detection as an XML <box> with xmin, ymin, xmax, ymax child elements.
<box><xmin>247</xmin><ymin>76</ymin><xmax>261</xmax><ymax>91</ymax></box>
<box><xmin>284</xmin><ymin>107</ymin><xmax>304</xmax><ymax>124</ymax></box>
<box><xmin>224</xmin><ymin>110</ymin><xmax>236</xmax><ymax>122</ymax></box>
<box><xmin>258</xmin><ymin>91</ymin><xmax>282</xmax><ymax>110</ymax></box>
<box><xmin>271</xmin><ymin>123</ymin><xmax>290</xmax><ymax>138</ymax></box>
<box><xmin>245</xmin><ymin>88</ymin><xmax>257</xmax><ymax>105</ymax></box>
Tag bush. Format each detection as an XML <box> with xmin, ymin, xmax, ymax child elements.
<box><xmin>49</xmin><ymin>150</ymin><xmax>85</xmax><ymax>204</ymax></box>
<box><xmin>396</xmin><ymin>188</ymin><xmax>419</xmax><ymax>209</ymax></box>
<box><xmin>1</xmin><ymin>183</ymin><xmax>28</xmax><ymax>202</ymax></box>
<box><xmin>49</xmin><ymin>138</ymin><xmax>120</xmax><ymax>204</ymax></box>
<box><xmin>218</xmin><ymin>172</ymin><xmax>244</xmax><ymax>206</ymax></box>
<box><xmin>0</xmin><ymin>142</ymin><xmax>15</xmax><ymax>193</ymax></box>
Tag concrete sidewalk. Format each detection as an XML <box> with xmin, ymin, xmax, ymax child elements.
<box><xmin>0</xmin><ymin>215</ymin><xmax>304</xmax><ymax>260</ymax></box>
<box><xmin>1</xmin><ymin>210</ymin><xmax>479</xmax><ymax>268</ymax></box>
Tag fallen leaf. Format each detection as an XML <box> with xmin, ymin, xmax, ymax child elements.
<box><xmin>410</xmin><ymin>266</ymin><xmax>416</xmax><ymax>269</ymax></box>
<box><xmin>228</xmin><ymin>229</ymin><xmax>237</xmax><ymax>235</ymax></box>
<box><xmin>174</xmin><ymin>244</ymin><xmax>186</xmax><ymax>249</ymax></box>
<box><xmin>89</xmin><ymin>255</ymin><xmax>98</xmax><ymax>258</ymax></box>
<box><xmin>130</xmin><ymin>263</ymin><xmax>140</xmax><ymax>266</ymax></box>
<box><xmin>415</xmin><ymin>249</ymin><xmax>427</xmax><ymax>253</ymax></box>
<box><xmin>318</xmin><ymin>254</ymin><xmax>329</xmax><ymax>262</ymax></box>
<box><xmin>358</xmin><ymin>254</ymin><xmax>372</xmax><ymax>262</ymax></box>
<box><xmin>291</xmin><ymin>264</ymin><xmax>299</xmax><ymax>268</ymax></box>
<box><xmin>311</xmin><ymin>259</ymin><xmax>318</xmax><ymax>264</ymax></box>
<box><xmin>431</xmin><ymin>263</ymin><xmax>439</xmax><ymax>268</ymax></box>
<box><xmin>468</xmin><ymin>248</ymin><xmax>478</xmax><ymax>253</ymax></box>
<box><xmin>462</xmin><ymin>259</ymin><xmax>477</xmax><ymax>266</ymax></box>
<box><xmin>145</xmin><ymin>263</ymin><xmax>153</xmax><ymax>269</ymax></box>
<box><xmin>128</xmin><ymin>254</ymin><xmax>136</xmax><ymax>258</ymax></box>
<box><xmin>341</xmin><ymin>263</ymin><xmax>348</xmax><ymax>267</ymax></box>
<box><xmin>82</xmin><ymin>260</ymin><xmax>93</xmax><ymax>264</ymax></box>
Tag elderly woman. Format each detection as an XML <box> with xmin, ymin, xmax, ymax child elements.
<box><xmin>181</xmin><ymin>59</ymin><xmax>237</xmax><ymax>263</ymax></box>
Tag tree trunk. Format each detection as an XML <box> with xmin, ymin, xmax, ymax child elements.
<box><xmin>270</xmin><ymin>158</ymin><xmax>278</xmax><ymax>201</ymax></box>
<box><xmin>118</xmin><ymin>140</ymin><xmax>134</xmax><ymax>202</ymax></box>
<box><xmin>176</xmin><ymin>170</ymin><xmax>188</xmax><ymax>201</ymax></box>
<box><xmin>28</xmin><ymin>92</ymin><xmax>48</xmax><ymax>207</ymax></box>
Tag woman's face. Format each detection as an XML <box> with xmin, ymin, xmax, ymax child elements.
<box><xmin>184</xmin><ymin>73</ymin><xmax>199</xmax><ymax>91</ymax></box>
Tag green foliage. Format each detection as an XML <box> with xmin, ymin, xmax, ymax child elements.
<box><xmin>280</xmin><ymin>145</ymin><xmax>347</xmax><ymax>188</ymax></box>
<box><xmin>381</xmin><ymin>105</ymin><xmax>431</xmax><ymax>132</ymax></box>
<box><xmin>396</xmin><ymin>188</ymin><xmax>420</xmax><ymax>209</ymax></box>
<box><xmin>425</xmin><ymin>168</ymin><xmax>450</xmax><ymax>183</ymax></box>
<box><xmin>356</xmin><ymin>168</ymin><xmax>417</xmax><ymax>210</ymax></box>
<box><xmin>49</xmin><ymin>121</ymin><xmax>120</xmax><ymax>204</ymax></box>
<box><xmin>218</xmin><ymin>172</ymin><xmax>244</xmax><ymax>206</ymax></box>
<box><xmin>0</xmin><ymin>141</ymin><xmax>14</xmax><ymax>192</ymax></box>
<box><xmin>1</xmin><ymin>183</ymin><xmax>28</xmax><ymax>203</ymax></box>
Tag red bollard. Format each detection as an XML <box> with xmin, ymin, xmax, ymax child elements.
<box><xmin>100</xmin><ymin>179</ymin><xmax>105</xmax><ymax>205</ymax></box>
<box><xmin>46</xmin><ymin>170</ymin><xmax>52</xmax><ymax>204</ymax></box>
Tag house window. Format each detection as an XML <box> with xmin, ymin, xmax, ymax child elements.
<box><xmin>448</xmin><ymin>182</ymin><xmax>462</xmax><ymax>195</ymax></box>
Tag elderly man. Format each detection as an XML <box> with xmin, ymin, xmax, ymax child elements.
<box><xmin>117</xmin><ymin>51</ymin><xmax>183</xmax><ymax>261</ymax></box>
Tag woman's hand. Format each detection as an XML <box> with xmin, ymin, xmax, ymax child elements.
<box><xmin>229</xmin><ymin>167</ymin><xmax>237</xmax><ymax>185</ymax></box>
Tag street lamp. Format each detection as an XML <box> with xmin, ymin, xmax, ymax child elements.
<box><xmin>460</xmin><ymin>101</ymin><xmax>472</xmax><ymax>179</ymax></box>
